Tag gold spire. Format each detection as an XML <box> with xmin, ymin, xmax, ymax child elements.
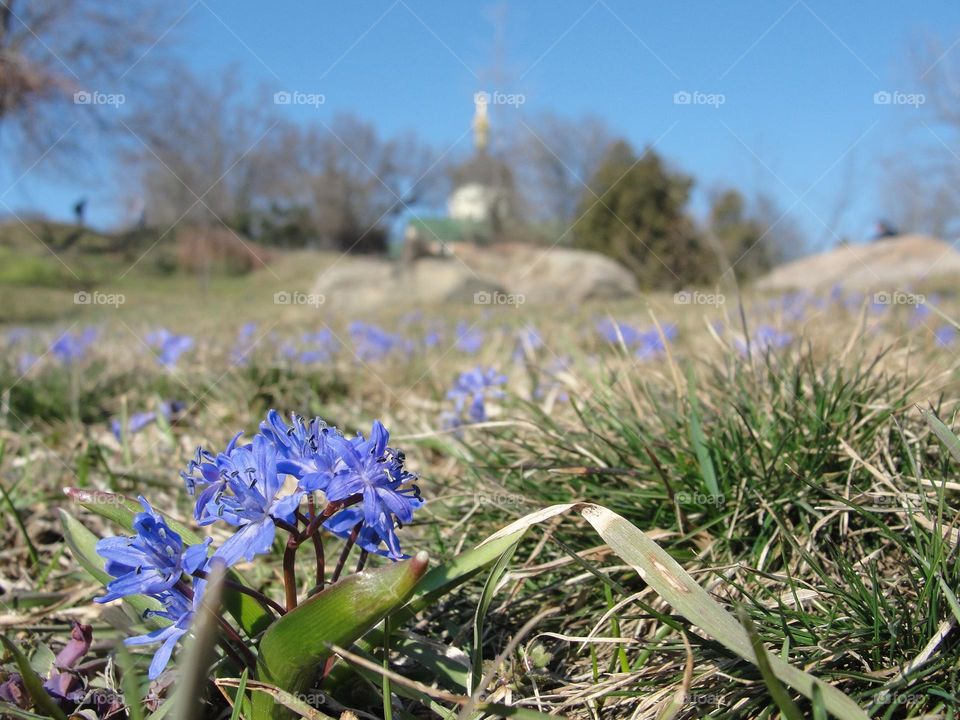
<box><xmin>473</xmin><ymin>91</ymin><xmax>490</xmax><ymax>153</ymax></box>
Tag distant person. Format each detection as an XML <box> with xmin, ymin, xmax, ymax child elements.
<box><xmin>132</xmin><ymin>197</ymin><xmax>147</xmax><ymax>229</ymax></box>
<box><xmin>73</xmin><ymin>198</ymin><xmax>87</xmax><ymax>227</ymax></box>
<box><xmin>871</xmin><ymin>219</ymin><xmax>899</xmax><ymax>241</ymax></box>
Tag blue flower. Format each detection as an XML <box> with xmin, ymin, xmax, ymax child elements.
<box><xmin>147</xmin><ymin>328</ymin><xmax>195</xmax><ymax>368</ymax></box>
<box><xmin>736</xmin><ymin>325</ymin><xmax>793</xmax><ymax>355</ymax></box>
<box><xmin>323</xmin><ymin>421</ymin><xmax>422</xmax><ymax>559</ymax></box>
<box><xmin>444</xmin><ymin>366</ymin><xmax>507</xmax><ymax>426</ymax></box>
<box><xmin>596</xmin><ymin>319</ymin><xmax>676</xmax><ymax>359</ymax></box>
<box><xmin>50</xmin><ymin>327</ymin><xmax>98</xmax><ymax>365</ymax></box>
<box><xmin>181</xmin><ymin>430</ymin><xmax>244</xmax><ymax>501</ymax></box>
<box><xmin>124</xmin><ymin>588</ymin><xmax>196</xmax><ymax>680</ymax></box>
<box><xmin>95</xmin><ymin>498</ymin><xmax>210</xmax><ymax>603</ymax></box>
<box><xmin>512</xmin><ymin>325</ymin><xmax>543</xmax><ymax>362</ymax></box>
<box><xmin>258</xmin><ymin>410</ymin><xmax>342</xmax><ymax>493</ymax></box>
<box><xmin>323</xmin><ymin>506</ymin><xmax>396</xmax><ymax>557</ymax></box>
<box><xmin>349</xmin><ymin>322</ymin><xmax>411</xmax><ymax>362</ymax></box>
<box><xmin>455</xmin><ymin>321</ymin><xmax>484</xmax><ymax>354</ymax></box>
<box><xmin>192</xmin><ymin>434</ymin><xmax>304</xmax><ymax>567</ymax></box>
<box><xmin>231</xmin><ymin>322</ymin><xmax>259</xmax><ymax>365</ymax></box>
<box><xmin>935</xmin><ymin>325</ymin><xmax>957</xmax><ymax>347</ymax></box>
<box><xmin>111</xmin><ymin>400</ymin><xmax>183</xmax><ymax>441</ymax></box>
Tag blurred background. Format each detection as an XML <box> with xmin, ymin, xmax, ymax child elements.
<box><xmin>1</xmin><ymin>1</ymin><xmax>960</xmax><ymax>322</ymax></box>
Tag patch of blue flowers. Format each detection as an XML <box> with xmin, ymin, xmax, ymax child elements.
<box><xmin>595</xmin><ymin>318</ymin><xmax>677</xmax><ymax>360</ymax></box>
<box><xmin>146</xmin><ymin>328</ymin><xmax>195</xmax><ymax>368</ymax></box>
<box><xmin>442</xmin><ymin>366</ymin><xmax>507</xmax><ymax>428</ymax></box>
<box><xmin>95</xmin><ymin>409</ymin><xmax>422</xmax><ymax>679</ymax></box>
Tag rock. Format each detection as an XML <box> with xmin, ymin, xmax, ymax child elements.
<box><xmin>447</xmin><ymin>242</ymin><xmax>638</xmax><ymax>304</ymax></box>
<box><xmin>312</xmin><ymin>255</ymin><xmax>503</xmax><ymax>310</ymax></box>
<box><xmin>313</xmin><ymin>243</ymin><xmax>637</xmax><ymax>309</ymax></box>
<box><xmin>756</xmin><ymin>234</ymin><xmax>960</xmax><ymax>292</ymax></box>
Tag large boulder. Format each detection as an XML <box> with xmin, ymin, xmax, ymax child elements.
<box><xmin>447</xmin><ymin>242</ymin><xmax>638</xmax><ymax>304</ymax></box>
<box><xmin>756</xmin><ymin>234</ymin><xmax>960</xmax><ymax>292</ymax></box>
<box><xmin>312</xmin><ymin>255</ymin><xmax>504</xmax><ymax>310</ymax></box>
<box><xmin>313</xmin><ymin>243</ymin><xmax>637</xmax><ymax>310</ymax></box>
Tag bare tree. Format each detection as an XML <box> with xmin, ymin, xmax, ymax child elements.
<box><xmin>0</xmin><ymin>0</ymin><xmax>186</xmax><ymax>167</ymax></box>
<box><xmin>125</xmin><ymin>68</ymin><xmax>281</xmax><ymax>229</ymax></box>
<box><xmin>291</xmin><ymin>114</ymin><xmax>441</xmax><ymax>251</ymax></box>
<box><xmin>892</xmin><ymin>37</ymin><xmax>960</xmax><ymax>237</ymax></box>
<box><xmin>513</xmin><ymin>112</ymin><xmax>617</xmax><ymax>223</ymax></box>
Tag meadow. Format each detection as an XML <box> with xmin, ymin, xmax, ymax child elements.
<box><xmin>3</xmin><ymin>258</ymin><xmax>960</xmax><ymax>720</ymax></box>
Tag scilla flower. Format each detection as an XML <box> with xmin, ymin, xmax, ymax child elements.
<box><xmin>193</xmin><ymin>434</ymin><xmax>304</xmax><ymax>567</ymax></box>
<box><xmin>95</xmin><ymin>498</ymin><xmax>210</xmax><ymax>603</ymax></box>
<box><xmin>124</xmin><ymin>587</ymin><xmax>197</xmax><ymax>680</ymax></box>
<box><xmin>323</xmin><ymin>421</ymin><xmax>422</xmax><ymax>559</ymax></box>
<box><xmin>258</xmin><ymin>410</ymin><xmax>341</xmax><ymax>493</ymax></box>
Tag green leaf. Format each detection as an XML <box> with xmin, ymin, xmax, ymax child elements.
<box><xmin>739</xmin><ymin>607</ymin><xmax>804</xmax><ymax>720</ymax></box>
<box><xmin>63</xmin><ymin>487</ymin><xmax>272</xmax><ymax>637</ymax></box>
<box><xmin>229</xmin><ymin>669</ymin><xmax>249</xmax><ymax>720</ymax></box>
<box><xmin>58</xmin><ymin>508</ymin><xmax>163</xmax><ymax>621</ymax></box>
<box><xmin>64</xmin><ymin>487</ymin><xmax>201</xmax><ymax>543</ymax></box>
<box><xmin>687</xmin><ymin>365</ymin><xmax>719</xmax><ymax>499</ymax></box>
<box><xmin>471</xmin><ymin>542</ymin><xmax>520</xmax><ymax>694</ymax></box>
<box><xmin>252</xmin><ymin>552</ymin><xmax>430</xmax><ymax>720</ymax></box>
<box><xmin>479</xmin><ymin>503</ymin><xmax>869</xmax><ymax>720</ymax></box>
<box><xmin>396</xmin><ymin>528</ymin><xmax>528</xmax><ymax>622</ymax></box>
<box><xmin>323</xmin><ymin>526</ymin><xmax>529</xmax><ymax>695</ymax></box>
<box><xmin>923</xmin><ymin>409</ymin><xmax>960</xmax><ymax>465</ymax></box>
<box><xmin>0</xmin><ymin>703</ymin><xmax>49</xmax><ymax>719</ymax></box>
<box><xmin>117</xmin><ymin>645</ymin><xmax>146</xmax><ymax>720</ymax></box>
<box><xmin>479</xmin><ymin>704</ymin><xmax>562</xmax><ymax>719</ymax></box>
<box><xmin>0</xmin><ymin>634</ymin><xmax>68</xmax><ymax>720</ymax></box>
<box><xmin>173</xmin><ymin>561</ymin><xmax>227</xmax><ymax>720</ymax></box>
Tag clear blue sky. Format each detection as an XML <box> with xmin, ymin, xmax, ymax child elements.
<box><xmin>3</xmin><ymin>0</ymin><xmax>959</xmax><ymax>247</ymax></box>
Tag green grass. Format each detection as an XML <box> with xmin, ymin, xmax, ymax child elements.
<box><xmin>2</xmin><ymin>267</ymin><xmax>960</xmax><ymax>718</ymax></box>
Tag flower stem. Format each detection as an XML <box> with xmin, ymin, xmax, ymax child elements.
<box><xmin>283</xmin><ymin>533</ymin><xmax>299</xmax><ymax>611</ymax></box>
<box><xmin>311</xmin><ymin>532</ymin><xmax>325</xmax><ymax>590</ymax></box>
<box><xmin>191</xmin><ymin>570</ymin><xmax>285</xmax><ymax>617</ymax></box>
<box><xmin>217</xmin><ymin>617</ymin><xmax>257</xmax><ymax>671</ymax></box>
<box><xmin>330</xmin><ymin>522</ymin><xmax>361</xmax><ymax>584</ymax></box>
